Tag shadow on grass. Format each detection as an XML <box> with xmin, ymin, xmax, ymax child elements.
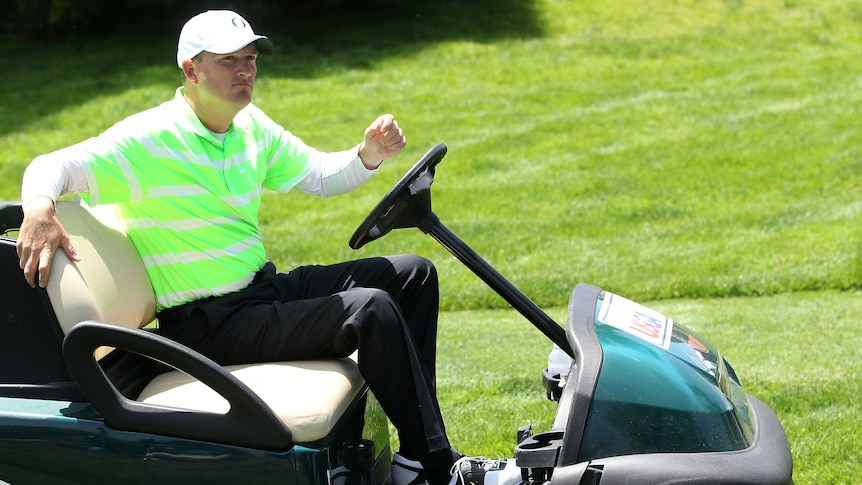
<box><xmin>1</xmin><ymin>0</ymin><xmax>544</xmax><ymax>136</ymax></box>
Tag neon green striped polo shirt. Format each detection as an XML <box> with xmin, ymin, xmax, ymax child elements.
<box><xmin>80</xmin><ymin>88</ymin><xmax>319</xmax><ymax>310</ymax></box>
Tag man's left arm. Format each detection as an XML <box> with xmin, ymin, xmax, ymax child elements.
<box><xmin>294</xmin><ymin>114</ymin><xmax>407</xmax><ymax>197</ymax></box>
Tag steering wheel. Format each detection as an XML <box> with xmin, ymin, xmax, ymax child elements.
<box><xmin>349</xmin><ymin>143</ymin><xmax>448</xmax><ymax>249</ymax></box>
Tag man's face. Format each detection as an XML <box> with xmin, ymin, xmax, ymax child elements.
<box><xmin>190</xmin><ymin>44</ymin><xmax>259</xmax><ymax>109</ymax></box>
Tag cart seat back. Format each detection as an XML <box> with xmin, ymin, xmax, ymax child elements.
<box><xmin>48</xmin><ymin>202</ymin><xmax>364</xmax><ymax>445</ymax></box>
<box><xmin>47</xmin><ymin>203</ymin><xmax>157</xmax><ymax>359</ymax></box>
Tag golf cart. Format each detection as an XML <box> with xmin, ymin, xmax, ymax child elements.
<box><xmin>0</xmin><ymin>143</ymin><xmax>792</xmax><ymax>484</ymax></box>
<box><xmin>350</xmin><ymin>143</ymin><xmax>793</xmax><ymax>484</ymax></box>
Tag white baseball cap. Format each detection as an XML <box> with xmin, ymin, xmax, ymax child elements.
<box><xmin>176</xmin><ymin>10</ymin><xmax>274</xmax><ymax>68</ymax></box>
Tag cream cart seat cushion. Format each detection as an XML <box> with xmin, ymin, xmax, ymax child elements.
<box><xmin>47</xmin><ymin>203</ymin><xmax>156</xmax><ymax>339</ymax></box>
<box><xmin>48</xmin><ymin>202</ymin><xmax>364</xmax><ymax>444</ymax></box>
<box><xmin>138</xmin><ymin>357</ymin><xmax>363</xmax><ymax>443</ymax></box>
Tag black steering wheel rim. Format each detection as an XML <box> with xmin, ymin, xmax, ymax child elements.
<box><xmin>349</xmin><ymin>143</ymin><xmax>448</xmax><ymax>249</ymax></box>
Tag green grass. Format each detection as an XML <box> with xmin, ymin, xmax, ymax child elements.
<box><xmin>2</xmin><ymin>0</ymin><xmax>862</xmax><ymax>482</ymax></box>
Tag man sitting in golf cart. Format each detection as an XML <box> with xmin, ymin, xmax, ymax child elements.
<box><xmin>16</xmin><ymin>10</ymin><xmax>513</xmax><ymax>485</ymax></box>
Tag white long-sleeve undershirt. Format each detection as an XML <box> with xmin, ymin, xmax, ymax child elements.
<box><xmin>21</xmin><ymin>144</ymin><xmax>377</xmax><ymax>206</ymax></box>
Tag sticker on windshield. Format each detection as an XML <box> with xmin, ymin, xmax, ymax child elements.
<box><xmin>598</xmin><ymin>293</ymin><xmax>674</xmax><ymax>349</ymax></box>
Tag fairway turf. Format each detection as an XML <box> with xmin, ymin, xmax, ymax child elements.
<box><xmin>2</xmin><ymin>0</ymin><xmax>861</xmax><ymax>482</ymax></box>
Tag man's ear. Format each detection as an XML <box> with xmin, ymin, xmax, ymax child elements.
<box><xmin>181</xmin><ymin>60</ymin><xmax>197</xmax><ymax>84</ymax></box>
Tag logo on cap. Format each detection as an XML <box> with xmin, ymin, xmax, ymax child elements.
<box><xmin>231</xmin><ymin>17</ymin><xmax>247</xmax><ymax>29</ymax></box>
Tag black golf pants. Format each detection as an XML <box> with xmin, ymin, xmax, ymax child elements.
<box><xmin>157</xmin><ymin>255</ymin><xmax>454</xmax><ymax>480</ymax></box>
